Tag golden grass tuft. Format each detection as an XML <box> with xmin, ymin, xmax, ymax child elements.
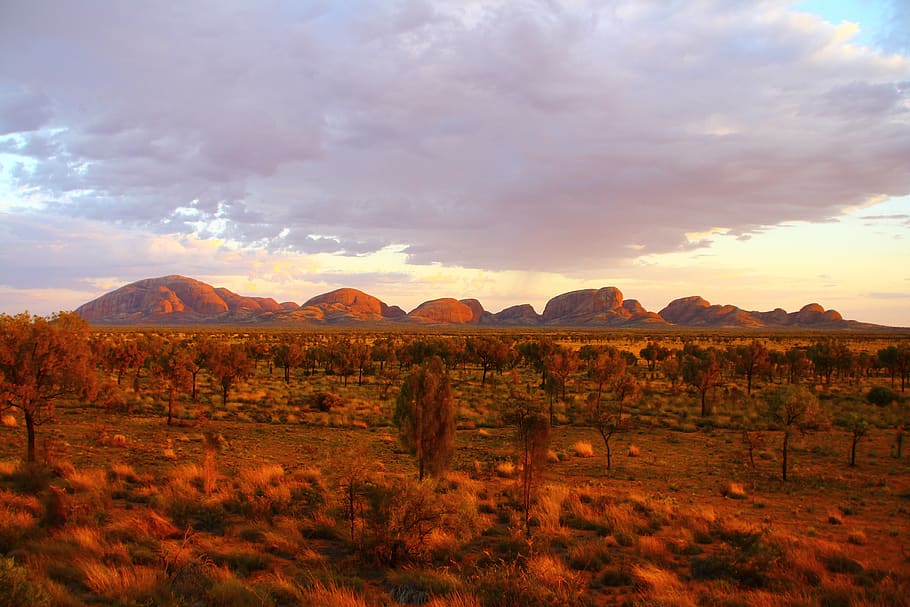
<box><xmin>847</xmin><ymin>529</ymin><xmax>867</xmax><ymax>545</ymax></box>
<box><xmin>238</xmin><ymin>463</ymin><xmax>285</xmax><ymax>489</ymax></box>
<box><xmin>64</xmin><ymin>467</ymin><xmax>108</xmax><ymax>493</ymax></box>
<box><xmin>0</xmin><ymin>506</ymin><xmax>38</xmax><ymax>542</ymax></box>
<box><xmin>0</xmin><ymin>459</ymin><xmax>19</xmax><ymax>476</ymax></box>
<box><xmin>546</xmin><ymin>448</ymin><xmax>560</xmax><ymax>463</ymax></box>
<box><xmin>1</xmin><ymin>413</ymin><xmax>17</xmax><ymax>427</ymax></box>
<box><xmin>61</xmin><ymin>525</ymin><xmax>105</xmax><ymax>554</ymax></box>
<box><xmin>527</xmin><ymin>553</ymin><xmax>574</xmax><ymax>589</ymax></box>
<box><xmin>425</xmin><ymin>591</ymin><xmax>482</xmax><ymax>607</ymax></box>
<box><xmin>627</xmin><ymin>444</ymin><xmax>641</xmax><ymax>457</ymax></box>
<box><xmin>300</xmin><ymin>582</ymin><xmax>371</xmax><ymax>607</ymax></box>
<box><xmin>495</xmin><ymin>461</ymin><xmax>516</xmax><ymax>478</ymax></box>
<box><xmin>637</xmin><ymin>535</ymin><xmax>672</xmax><ymax>564</ymax></box>
<box><xmin>721</xmin><ymin>481</ymin><xmax>747</xmax><ymax>499</ymax></box>
<box><xmin>536</xmin><ymin>483</ymin><xmax>569</xmax><ymax>532</ymax></box>
<box><xmin>632</xmin><ymin>563</ymin><xmax>696</xmax><ymax>606</ymax></box>
<box><xmin>571</xmin><ymin>441</ymin><xmax>595</xmax><ymax>458</ymax></box>
<box><xmin>79</xmin><ymin>560</ymin><xmax>162</xmax><ymax>600</ymax></box>
<box><xmin>108</xmin><ymin>463</ymin><xmax>139</xmax><ymax>483</ymax></box>
<box><xmin>109</xmin><ymin>509</ymin><xmax>179</xmax><ymax>541</ymax></box>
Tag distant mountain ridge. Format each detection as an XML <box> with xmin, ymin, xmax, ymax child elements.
<box><xmin>74</xmin><ymin>275</ymin><xmax>880</xmax><ymax>329</ymax></box>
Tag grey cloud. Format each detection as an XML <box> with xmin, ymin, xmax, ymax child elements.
<box><xmin>1</xmin><ymin>0</ymin><xmax>909</xmax><ymax>274</ymax></box>
<box><xmin>0</xmin><ymin>86</ymin><xmax>52</xmax><ymax>135</ymax></box>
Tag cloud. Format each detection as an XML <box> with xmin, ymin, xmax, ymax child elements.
<box><xmin>868</xmin><ymin>292</ymin><xmax>910</xmax><ymax>299</ymax></box>
<box><xmin>0</xmin><ymin>0</ymin><xmax>908</xmax><ymax>275</ymax></box>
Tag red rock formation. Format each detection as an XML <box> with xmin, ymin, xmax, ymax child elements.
<box><xmin>541</xmin><ymin>287</ymin><xmax>663</xmax><ymax>325</ymax></box>
<box><xmin>459</xmin><ymin>299</ymin><xmax>485</xmax><ymax>323</ymax></box>
<box><xmin>76</xmin><ymin>275</ymin><xmax>229</xmax><ymax>322</ymax></box>
<box><xmin>660</xmin><ymin>297</ymin><xmax>849</xmax><ymax>327</ymax></box>
<box><xmin>408</xmin><ymin>298</ymin><xmax>477</xmax><ymax>324</ymax></box>
<box><xmin>300</xmin><ymin>288</ymin><xmax>403</xmax><ymax>322</ymax></box>
<box><xmin>493</xmin><ymin>304</ymin><xmax>541</xmax><ymax>325</ymax></box>
<box><xmin>74</xmin><ymin>275</ymin><xmax>865</xmax><ymax>327</ymax></box>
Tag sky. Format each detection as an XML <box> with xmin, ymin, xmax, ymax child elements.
<box><xmin>1</xmin><ymin>0</ymin><xmax>909</xmax><ymax>326</ymax></box>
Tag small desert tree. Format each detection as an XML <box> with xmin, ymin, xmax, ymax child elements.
<box><xmin>846</xmin><ymin>413</ymin><xmax>868</xmax><ymax>467</ymax></box>
<box><xmin>394</xmin><ymin>356</ymin><xmax>456</xmax><ymax>480</ymax></box>
<box><xmin>149</xmin><ymin>338</ymin><xmax>192</xmax><ymax>426</ymax></box>
<box><xmin>511</xmin><ymin>399</ymin><xmax>551</xmax><ymax>537</ymax></box>
<box><xmin>586</xmin><ymin>371</ymin><xmax>641</xmax><ymax>471</ymax></box>
<box><xmin>682</xmin><ymin>349</ymin><xmax>722</xmax><ymax>417</ymax></box>
<box><xmin>0</xmin><ymin>312</ymin><xmax>97</xmax><ymax>463</ymax></box>
<box><xmin>761</xmin><ymin>385</ymin><xmax>824</xmax><ymax>481</ymax></box>
<box><xmin>731</xmin><ymin>340</ymin><xmax>770</xmax><ymax>396</ymax></box>
<box><xmin>206</xmin><ymin>341</ymin><xmax>253</xmax><ymax>407</ymax></box>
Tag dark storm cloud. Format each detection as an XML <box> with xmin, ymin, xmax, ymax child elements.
<box><xmin>1</xmin><ymin>0</ymin><xmax>909</xmax><ymax>273</ymax></box>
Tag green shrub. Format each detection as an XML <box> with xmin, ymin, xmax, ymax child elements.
<box><xmin>0</xmin><ymin>557</ymin><xmax>51</xmax><ymax>607</ymax></box>
<box><xmin>867</xmin><ymin>386</ymin><xmax>898</xmax><ymax>407</ymax></box>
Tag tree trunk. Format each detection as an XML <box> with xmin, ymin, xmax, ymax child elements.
<box><xmin>25</xmin><ymin>410</ymin><xmax>36</xmax><ymax>464</ymax></box>
<box><xmin>850</xmin><ymin>435</ymin><xmax>858</xmax><ymax>467</ymax></box>
<box><xmin>167</xmin><ymin>384</ymin><xmax>174</xmax><ymax>426</ymax></box>
<box><xmin>781</xmin><ymin>431</ymin><xmax>790</xmax><ymax>482</ymax></box>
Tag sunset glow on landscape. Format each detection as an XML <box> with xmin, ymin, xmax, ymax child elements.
<box><xmin>1</xmin><ymin>1</ymin><xmax>908</xmax><ymax>324</ymax></box>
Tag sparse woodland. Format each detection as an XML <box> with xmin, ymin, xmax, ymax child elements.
<box><xmin>1</xmin><ymin>312</ymin><xmax>910</xmax><ymax>606</ymax></box>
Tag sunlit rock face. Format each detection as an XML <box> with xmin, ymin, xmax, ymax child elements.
<box><xmin>76</xmin><ymin>275</ymin><xmax>863</xmax><ymax>328</ymax></box>
<box><xmin>407</xmin><ymin>298</ymin><xmax>478</xmax><ymax>324</ymax></box>
<box><xmin>541</xmin><ymin>287</ymin><xmax>665</xmax><ymax>326</ymax></box>
<box><xmin>660</xmin><ymin>297</ymin><xmax>848</xmax><ymax>328</ymax></box>
<box><xmin>299</xmin><ymin>288</ymin><xmax>404</xmax><ymax>323</ymax></box>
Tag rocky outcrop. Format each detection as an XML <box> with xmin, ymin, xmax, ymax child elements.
<box><xmin>299</xmin><ymin>288</ymin><xmax>403</xmax><ymax>323</ymax></box>
<box><xmin>541</xmin><ymin>287</ymin><xmax>665</xmax><ymax>326</ymax></box>
<box><xmin>459</xmin><ymin>299</ymin><xmax>487</xmax><ymax>323</ymax></box>
<box><xmin>75</xmin><ymin>275</ymin><xmax>870</xmax><ymax>328</ymax></box>
<box><xmin>660</xmin><ymin>297</ymin><xmax>849</xmax><ymax>328</ymax></box>
<box><xmin>214</xmin><ymin>288</ymin><xmax>283</xmax><ymax>313</ymax></box>
<box><xmin>76</xmin><ymin>275</ymin><xmax>231</xmax><ymax>322</ymax></box>
<box><xmin>492</xmin><ymin>304</ymin><xmax>541</xmax><ymax>325</ymax></box>
<box><xmin>407</xmin><ymin>298</ymin><xmax>477</xmax><ymax>324</ymax></box>
<box><xmin>659</xmin><ymin>297</ymin><xmax>762</xmax><ymax>327</ymax></box>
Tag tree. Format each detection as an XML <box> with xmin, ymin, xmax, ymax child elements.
<box><xmin>682</xmin><ymin>349</ymin><xmax>721</xmax><ymax>416</ymax></box>
<box><xmin>206</xmin><ymin>341</ymin><xmax>253</xmax><ymax>406</ymax></box>
<box><xmin>640</xmin><ymin>341</ymin><xmax>668</xmax><ymax>378</ymax></box>
<box><xmin>273</xmin><ymin>337</ymin><xmax>305</xmax><ymax>384</ymax></box>
<box><xmin>586</xmin><ymin>371</ymin><xmax>640</xmax><ymax>471</ymax></box>
<box><xmin>394</xmin><ymin>357</ymin><xmax>456</xmax><ymax>480</ymax></box>
<box><xmin>807</xmin><ymin>341</ymin><xmax>835</xmax><ymax>385</ymax></box>
<box><xmin>506</xmin><ymin>392</ymin><xmax>550</xmax><ymax>537</ymax></box>
<box><xmin>350</xmin><ymin>340</ymin><xmax>372</xmax><ymax>386</ymax></box>
<box><xmin>545</xmin><ymin>347</ymin><xmax>580</xmax><ymax>402</ymax></box>
<box><xmin>467</xmin><ymin>336</ymin><xmax>512</xmax><ymax>387</ymax></box>
<box><xmin>517</xmin><ymin>337</ymin><xmax>557</xmax><ymax>387</ymax></box>
<box><xmin>761</xmin><ymin>385</ymin><xmax>824</xmax><ymax>481</ymax></box>
<box><xmin>149</xmin><ymin>337</ymin><xmax>192</xmax><ymax>425</ymax></box>
<box><xmin>846</xmin><ymin>413</ymin><xmax>868</xmax><ymax>467</ymax></box>
<box><xmin>731</xmin><ymin>340</ymin><xmax>770</xmax><ymax>395</ymax></box>
<box><xmin>0</xmin><ymin>312</ymin><xmax>97</xmax><ymax>463</ymax></box>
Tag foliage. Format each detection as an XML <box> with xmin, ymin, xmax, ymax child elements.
<box><xmin>867</xmin><ymin>386</ymin><xmax>899</xmax><ymax>407</ymax></box>
<box><xmin>0</xmin><ymin>557</ymin><xmax>51</xmax><ymax>607</ymax></box>
<box><xmin>0</xmin><ymin>312</ymin><xmax>97</xmax><ymax>462</ymax></box>
<box><xmin>761</xmin><ymin>384</ymin><xmax>825</xmax><ymax>481</ymax></box>
<box><xmin>394</xmin><ymin>356</ymin><xmax>456</xmax><ymax>480</ymax></box>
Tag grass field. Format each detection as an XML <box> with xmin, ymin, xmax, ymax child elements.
<box><xmin>1</xmin><ymin>329</ymin><xmax>908</xmax><ymax>606</ymax></box>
